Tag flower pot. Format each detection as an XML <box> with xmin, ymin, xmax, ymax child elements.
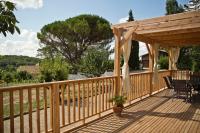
<box><xmin>113</xmin><ymin>106</ymin><xmax>123</xmax><ymax>117</ymax></box>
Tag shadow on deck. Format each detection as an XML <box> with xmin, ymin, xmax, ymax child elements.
<box><xmin>71</xmin><ymin>90</ymin><xmax>200</xmax><ymax>133</ymax></box>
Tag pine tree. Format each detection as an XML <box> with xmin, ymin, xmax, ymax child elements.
<box><xmin>127</xmin><ymin>10</ymin><xmax>140</xmax><ymax>70</ymax></box>
<box><xmin>166</xmin><ymin>0</ymin><xmax>184</xmax><ymax>15</ymax></box>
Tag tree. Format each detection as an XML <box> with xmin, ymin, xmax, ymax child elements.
<box><xmin>166</xmin><ymin>0</ymin><xmax>184</xmax><ymax>15</ymax></box>
<box><xmin>177</xmin><ymin>47</ymin><xmax>193</xmax><ymax>70</ymax></box>
<box><xmin>80</xmin><ymin>47</ymin><xmax>113</xmax><ymax>77</ymax></box>
<box><xmin>37</xmin><ymin>14</ymin><xmax>113</xmax><ymax>73</ymax></box>
<box><xmin>184</xmin><ymin>0</ymin><xmax>200</xmax><ymax>11</ymax></box>
<box><xmin>191</xmin><ymin>46</ymin><xmax>200</xmax><ymax>72</ymax></box>
<box><xmin>39</xmin><ymin>55</ymin><xmax>69</xmax><ymax>82</ymax></box>
<box><xmin>0</xmin><ymin>1</ymin><xmax>20</xmax><ymax>36</ymax></box>
<box><xmin>127</xmin><ymin>10</ymin><xmax>140</xmax><ymax>70</ymax></box>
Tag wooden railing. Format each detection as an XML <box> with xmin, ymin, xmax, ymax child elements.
<box><xmin>0</xmin><ymin>76</ymin><xmax>116</xmax><ymax>133</ymax></box>
<box><xmin>0</xmin><ymin>70</ymin><xmax>171</xmax><ymax>133</ymax></box>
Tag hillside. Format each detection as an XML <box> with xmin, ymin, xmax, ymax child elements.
<box><xmin>0</xmin><ymin>55</ymin><xmax>40</xmax><ymax>69</ymax></box>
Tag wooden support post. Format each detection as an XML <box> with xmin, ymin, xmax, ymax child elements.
<box><xmin>148</xmin><ymin>44</ymin><xmax>154</xmax><ymax>95</ymax></box>
<box><xmin>113</xmin><ymin>28</ymin><xmax>122</xmax><ymax>96</ymax></box>
<box><xmin>52</xmin><ymin>83</ymin><xmax>60</xmax><ymax>133</ymax></box>
<box><xmin>168</xmin><ymin>47</ymin><xmax>173</xmax><ymax>70</ymax></box>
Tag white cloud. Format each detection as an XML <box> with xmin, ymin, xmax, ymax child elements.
<box><xmin>119</xmin><ymin>16</ymin><xmax>128</xmax><ymax>23</ymax></box>
<box><xmin>8</xmin><ymin>0</ymin><xmax>43</xmax><ymax>9</ymax></box>
<box><xmin>0</xmin><ymin>29</ymin><xmax>40</xmax><ymax>57</ymax></box>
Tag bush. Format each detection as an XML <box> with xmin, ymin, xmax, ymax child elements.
<box><xmin>158</xmin><ymin>56</ymin><xmax>169</xmax><ymax>69</ymax></box>
<box><xmin>15</xmin><ymin>71</ymin><xmax>33</xmax><ymax>81</ymax></box>
<box><xmin>39</xmin><ymin>56</ymin><xmax>69</xmax><ymax>82</ymax></box>
<box><xmin>2</xmin><ymin>72</ymin><xmax>13</xmax><ymax>84</ymax></box>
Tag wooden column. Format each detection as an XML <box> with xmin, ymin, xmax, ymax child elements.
<box><xmin>148</xmin><ymin>44</ymin><xmax>154</xmax><ymax>95</ymax></box>
<box><xmin>168</xmin><ymin>47</ymin><xmax>173</xmax><ymax>70</ymax></box>
<box><xmin>113</xmin><ymin>28</ymin><xmax>121</xmax><ymax>96</ymax></box>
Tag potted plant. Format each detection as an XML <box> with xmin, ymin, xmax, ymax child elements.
<box><xmin>110</xmin><ymin>95</ymin><xmax>126</xmax><ymax>116</ymax></box>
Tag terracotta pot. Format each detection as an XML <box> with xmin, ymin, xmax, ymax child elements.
<box><xmin>113</xmin><ymin>106</ymin><xmax>123</xmax><ymax>116</ymax></box>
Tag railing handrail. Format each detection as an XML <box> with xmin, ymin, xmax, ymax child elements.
<box><xmin>0</xmin><ymin>75</ymin><xmax>117</xmax><ymax>92</ymax></box>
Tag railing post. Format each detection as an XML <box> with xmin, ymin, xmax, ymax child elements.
<box><xmin>52</xmin><ymin>83</ymin><xmax>60</xmax><ymax>133</ymax></box>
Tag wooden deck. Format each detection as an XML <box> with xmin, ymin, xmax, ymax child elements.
<box><xmin>71</xmin><ymin>90</ymin><xmax>200</xmax><ymax>133</ymax></box>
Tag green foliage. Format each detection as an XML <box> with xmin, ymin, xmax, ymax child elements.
<box><xmin>15</xmin><ymin>71</ymin><xmax>33</xmax><ymax>81</ymax></box>
<box><xmin>166</xmin><ymin>0</ymin><xmax>184</xmax><ymax>15</ymax></box>
<box><xmin>0</xmin><ymin>1</ymin><xmax>20</xmax><ymax>36</ymax></box>
<box><xmin>158</xmin><ymin>56</ymin><xmax>169</xmax><ymax>69</ymax></box>
<box><xmin>39</xmin><ymin>56</ymin><xmax>69</xmax><ymax>82</ymax></box>
<box><xmin>0</xmin><ymin>55</ymin><xmax>40</xmax><ymax>69</ymax></box>
<box><xmin>2</xmin><ymin>72</ymin><xmax>13</xmax><ymax>84</ymax></box>
<box><xmin>127</xmin><ymin>10</ymin><xmax>140</xmax><ymax>70</ymax></box>
<box><xmin>177</xmin><ymin>47</ymin><xmax>193</xmax><ymax>70</ymax></box>
<box><xmin>37</xmin><ymin>14</ymin><xmax>113</xmax><ymax>73</ymax></box>
<box><xmin>80</xmin><ymin>47</ymin><xmax>113</xmax><ymax>77</ymax></box>
<box><xmin>191</xmin><ymin>46</ymin><xmax>200</xmax><ymax>72</ymax></box>
<box><xmin>110</xmin><ymin>96</ymin><xmax>126</xmax><ymax>107</ymax></box>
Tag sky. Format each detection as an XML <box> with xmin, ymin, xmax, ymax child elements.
<box><xmin>0</xmin><ymin>0</ymin><xmax>189</xmax><ymax>57</ymax></box>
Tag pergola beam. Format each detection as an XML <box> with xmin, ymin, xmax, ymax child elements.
<box><xmin>112</xmin><ymin>10</ymin><xmax>200</xmax><ymax>29</ymax></box>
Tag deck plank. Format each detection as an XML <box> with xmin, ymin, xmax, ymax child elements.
<box><xmin>72</xmin><ymin>90</ymin><xmax>200</xmax><ymax>133</ymax></box>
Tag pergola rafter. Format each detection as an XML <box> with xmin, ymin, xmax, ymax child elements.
<box><xmin>112</xmin><ymin>10</ymin><xmax>200</xmax><ymax>96</ymax></box>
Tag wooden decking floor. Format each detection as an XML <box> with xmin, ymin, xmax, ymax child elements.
<box><xmin>71</xmin><ymin>90</ymin><xmax>200</xmax><ymax>133</ymax></box>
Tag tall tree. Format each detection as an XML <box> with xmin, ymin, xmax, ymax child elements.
<box><xmin>127</xmin><ymin>10</ymin><xmax>140</xmax><ymax>70</ymax></box>
<box><xmin>0</xmin><ymin>1</ymin><xmax>20</xmax><ymax>36</ymax></box>
<box><xmin>184</xmin><ymin>0</ymin><xmax>200</xmax><ymax>11</ymax></box>
<box><xmin>166</xmin><ymin>0</ymin><xmax>184</xmax><ymax>15</ymax></box>
<box><xmin>37</xmin><ymin>14</ymin><xmax>113</xmax><ymax>73</ymax></box>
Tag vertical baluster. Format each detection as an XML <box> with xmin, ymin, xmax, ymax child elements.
<box><xmin>95</xmin><ymin>81</ymin><xmax>97</xmax><ymax>114</ymax></box>
<box><xmin>28</xmin><ymin>89</ymin><xmax>32</xmax><ymax>133</ymax></box>
<box><xmin>73</xmin><ymin>83</ymin><xmax>76</xmax><ymax>122</ymax></box>
<box><xmin>19</xmin><ymin>89</ymin><xmax>24</xmax><ymax>133</ymax></box>
<box><xmin>50</xmin><ymin>86</ymin><xmax>53</xmax><ymax>130</ymax></box>
<box><xmin>43</xmin><ymin>87</ymin><xmax>48</xmax><ymax>133</ymax></box>
<box><xmin>87</xmin><ymin>82</ymin><xmax>89</xmax><ymax>117</ymax></box>
<box><xmin>105</xmin><ymin>79</ymin><xmax>108</xmax><ymax>110</ymax></box>
<box><xmin>61</xmin><ymin>85</ymin><xmax>65</xmax><ymax>125</ymax></box>
<box><xmin>67</xmin><ymin>84</ymin><xmax>70</xmax><ymax>124</ymax></box>
<box><xmin>102</xmin><ymin>79</ymin><xmax>105</xmax><ymax>111</ymax></box>
<box><xmin>10</xmin><ymin>91</ymin><xmax>14</xmax><ymax>133</ymax></box>
<box><xmin>91</xmin><ymin>81</ymin><xmax>94</xmax><ymax>115</ymax></box>
<box><xmin>36</xmin><ymin>87</ymin><xmax>40</xmax><ymax>133</ymax></box>
<box><xmin>78</xmin><ymin>82</ymin><xmax>80</xmax><ymax>120</ymax></box>
<box><xmin>98</xmin><ymin>80</ymin><xmax>101</xmax><ymax>113</ymax></box>
<box><xmin>0</xmin><ymin>91</ymin><xmax>4</xmax><ymax>133</ymax></box>
<box><xmin>108</xmin><ymin>79</ymin><xmax>111</xmax><ymax>109</ymax></box>
<box><xmin>82</xmin><ymin>83</ymin><xmax>85</xmax><ymax>123</ymax></box>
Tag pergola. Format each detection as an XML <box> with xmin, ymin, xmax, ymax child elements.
<box><xmin>112</xmin><ymin>10</ymin><xmax>200</xmax><ymax>95</ymax></box>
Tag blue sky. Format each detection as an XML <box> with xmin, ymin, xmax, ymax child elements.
<box><xmin>0</xmin><ymin>0</ymin><xmax>188</xmax><ymax>57</ymax></box>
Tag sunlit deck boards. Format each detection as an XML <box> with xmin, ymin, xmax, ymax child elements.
<box><xmin>72</xmin><ymin>90</ymin><xmax>200</xmax><ymax>133</ymax></box>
